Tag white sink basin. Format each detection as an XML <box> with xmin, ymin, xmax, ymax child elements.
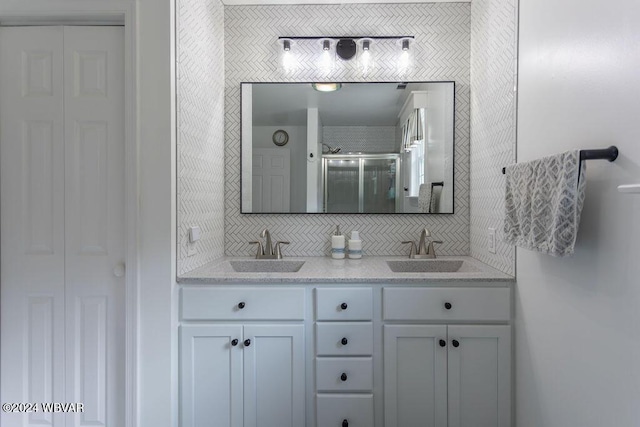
<box><xmin>386</xmin><ymin>259</ymin><xmax>479</xmax><ymax>273</ymax></box>
<box><xmin>229</xmin><ymin>260</ymin><xmax>305</xmax><ymax>273</ymax></box>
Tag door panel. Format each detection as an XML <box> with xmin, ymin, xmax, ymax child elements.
<box><xmin>1</xmin><ymin>26</ymin><xmax>66</xmax><ymax>427</ymax></box>
<box><xmin>243</xmin><ymin>324</ymin><xmax>304</xmax><ymax>427</ymax></box>
<box><xmin>447</xmin><ymin>325</ymin><xmax>511</xmax><ymax>427</ymax></box>
<box><xmin>180</xmin><ymin>325</ymin><xmax>243</xmax><ymax>427</ymax></box>
<box><xmin>63</xmin><ymin>26</ymin><xmax>125</xmax><ymax>427</ymax></box>
<box><xmin>384</xmin><ymin>325</ymin><xmax>448</xmax><ymax>427</ymax></box>
<box><xmin>1</xmin><ymin>25</ymin><xmax>125</xmax><ymax>427</ymax></box>
<box><xmin>252</xmin><ymin>148</ymin><xmax>290</xmax><ymax>212</ymax></box>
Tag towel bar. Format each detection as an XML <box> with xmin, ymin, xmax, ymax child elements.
<box><xmin>501</xmin><ymin>146</ymin><xmax>619</xmax><ymax>174</ymax></box>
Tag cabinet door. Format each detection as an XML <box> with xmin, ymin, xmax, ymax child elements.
<box><xmin>384</xmin><ymin>325</ymin><xmax>448</xmax><ymax>427</ymax></box>
<box><xmin>180</xmin><ymin>325</ymin><xmax>243</xmax><ymax>427</ymax></box>
<box><xmin>447</xmin><ymin>325</ymin><xmax>511</xmax><ymax>427</ymax></box>
<box><xmin>243</xmin><ymin>324</ymin><xmax>305</xmax><ymax>427</ymax></box>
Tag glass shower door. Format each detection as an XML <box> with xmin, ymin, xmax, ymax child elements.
<box><xmin>363</xmin><ymin>158</ymin><xmax>397</xmax><ymax>213</ymax></box>
<box><xmin>324</xmin><ymin>159</ymin><xmax>360</xmax><ymax>213</ymax></box>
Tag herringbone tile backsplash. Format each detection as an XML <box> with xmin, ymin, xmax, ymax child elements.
<box><xmin>224</xmin><ymin>3</ymin><xmax>471</xmax><ymax>257</ymax></box>
<box><xmin>177</xmin><ymin>0</ymin><xmax>226</xmax><ymax>275</ymax></box>
<box><xmin>469</xmin><ymin>0</ymin><xmax>518</xmax><ymax>275</ymax></box>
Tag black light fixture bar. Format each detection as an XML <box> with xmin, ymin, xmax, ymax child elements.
<box><xmin>278</xmin><ymin>36</ymin><xmax>414</xmax><ymax>41</ymax></box>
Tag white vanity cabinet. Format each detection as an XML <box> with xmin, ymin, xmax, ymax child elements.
<box><xmin>180</xmin><ymin>287</ymin><xmax>305</xmax><ymax>427</ymax></box>
<box><xmin>383</xmin><ymin>287</ymin><xmax>511</xmax><ymax>427</ymax></box>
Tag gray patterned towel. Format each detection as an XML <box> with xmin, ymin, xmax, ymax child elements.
<box><xmin>418</xmin><ymin>183</ymin><xmax>431</xmax><ymax>213</ymax></box>
<box><xmin>504</xmin><ymin>150</ymin><xmax>586</xmax><ymax>256</ymax></box>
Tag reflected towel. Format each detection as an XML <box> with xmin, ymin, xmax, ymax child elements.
<box><xmin>504</xmin><ymin>150</ymin><xmax>586</xmax><ymax>256</ymax></box>
<box><xmin>430</xmin><ymin>184</ymin><xmax>442</xmax><ymax>214</ymax></box>
<box><xmin>418</xmin><ymin>183</ymin><xmax>431</xmax><ymax>213</ymax></box>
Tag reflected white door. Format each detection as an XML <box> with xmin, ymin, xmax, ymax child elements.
<box><xmin>252</xmin><ymin>148</ymin><xmax>290</xmax><ymax>212</ymax></box>
<box><xmin>1</xmin><ymin>26</ymin><xmax>125</xmax><ymax>427</ymax></box>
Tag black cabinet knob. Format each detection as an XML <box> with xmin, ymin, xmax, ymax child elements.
<box><xmin>341</xmin><ymin>337</ymin><xmax>348</xmax><ymax>346</ymax></box>
<box><xmin>231</xmin><ymin>339</ymin><xmax>238</xmax><ymax>346</ymax></box>
<box><xmin>340</xmin><ymin>373</ymin><xmax>347</xmax><ymax>381</ymax></box>
<box><xmin>244</xmin><ymin>339</ymin><xmax>251</xmax><ymax>347</ymax></box>
<box><xmin>452</xmin><ymin>339</ymin><xmax>460</xmax><ymax>348</ymax></box>
<box><xmin>342</xmin><ymin>420</ymin><xmax>349</xmax><ymax>427</ymax></box>
<box><xmin>238</xmin><ymin>302</ymin><xmax>246</xmax><ymax>309</ymax></box>
<box><xmin>439</xmin><ymin>339</ymin><xmax>446</xmax><ymax>347</ymax></box>
<box><xmin>340</xmin><ymin>302</ymin><xmax>348</xmax><ymax>310</ymax></box>
<box><xmin>444</xmin><ymin>302</ymin><xmax>452</xmax><ymax>310</ymax></box>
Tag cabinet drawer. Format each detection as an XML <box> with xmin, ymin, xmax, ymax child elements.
<box><xmin>181</xmin><ymin>287</ymin><xmax>305</xmax><ymax>320</ymax></box>
<box><xmin>316</xmin><ymin>357</ymin><xmax>373</xmax><ymax>392</ymax></box>
<box><xmin>383</xmin><ymin>287</ymin><xmax>510</xmax><ymax>322</ymax></box>
<box><xmin>316</xmin><ymin>323</ymin><xmax>373</xmax><ymax>356</ymax></box>
<box><xmin>315</xmin><ymin>288</ymin><xmax>373</xmax><ymax>321</ymax></box>
<box><xmin>317</xmin><ymin>394</ymin><xmax>373</xmax><ymax>427</ymax></box>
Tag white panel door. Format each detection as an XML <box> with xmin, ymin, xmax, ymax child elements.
<box><xmin>243</xmin><ymin>324</ymin><xmax>304</xmax><ymax>427</ymax></box>
<box><xmin>447</xmin><ymin>325</ymin><xmax>511</xmax><ymax>427</ymax></box>
<box><xmin>384</xmin><ymin>325</ymin><xmax>448</xmax><ymax>427</ymax></box>
<box><xmin>62</xmin><ymin>26</ymin><xmax>125</xmax><ymax>427</ymax></box>
<box><xmin>1</xmin><ymin>26</ymin><xmax>125</xmax><ymax>427</ymax></box>
<box><xmin>180</xmin><ymin>325</ymin><xmax>243</xmax><ymax>427</ymax></box>
<box><xmin>252</xmin><ymin>148</ymin><xmax>290</xmax><ymax>212</ymax></box>
<box><xmin>0</xmin><ymin>26</ymin><xmax>66</xmax><ymax>427</ymax></box>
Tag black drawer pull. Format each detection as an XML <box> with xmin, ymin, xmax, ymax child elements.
<box><xmin>341</xmin><ymin>337</ymin><xmax>348</xmax><ymax>346</ymax></box>
<box><xmin>340</xmin><ymin>302</ymin><xmax>348</xmax><ymax>310</ymax></box>
<box><xmin>238</xmin><ymin>302</ymin><xmax>246</xmax><ymax>309</ymax></box>
<box><xmin>342</xmin><ymin>420</ymin><xmax>349</xmax><ymax>427</ymax></box>
<box><xmin>231</xmin><ymin>339</ymin><xmax>238</xmax><ymax>346</ymax></box>
<box><xmin>444</xmin><ymin>302</ymin><xmax>452</xmax><ymax>310</ymax></box>
<box><xmin>244</xmin><ymin>339</ymin><xmax>251</xmax><ymax>347</ymax></box>
<box><xmin>439</xmin><ymin>339</ymin><xmax>446</xmax><ymax>347</ymax></box>
<box><xmin>452</xmin><ymin>339</ymin><xmax>460</xmax><ymax>348</ymax></box>
<box><xmin>340</xmin><ymin>372</ymin><xmax>347</xmax><ymax>381</ymax></box>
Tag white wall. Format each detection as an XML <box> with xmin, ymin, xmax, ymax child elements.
<box><xmin>137</xmin><ymin>0</ymin><xmax>177</xmax><ymax>426</ymax></box>
<box><xmin>176</xmin><ymin>0</ymin><xmax>225</xmax><ymax>275</ymax></box>
<box><xmin>469</xmin><ymin>0</ymin><xmax>517</xmax><ymax>275</ymax></box>
<box><xmin>516</xmin><ymin>0</ymin><xmax>640</xmax><ymax>425</ymax></box>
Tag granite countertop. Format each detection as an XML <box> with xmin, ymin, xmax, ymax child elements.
<box><xmin>178</xmin><ymin>256</ymin><xmax>514</xmax><ymax>285</ymax></box>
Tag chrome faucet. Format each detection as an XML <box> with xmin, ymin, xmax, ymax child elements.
<box><xmin>402</xmin><ymin>228</ymin><xmax>443</xmax><ymax>259</ymax></box>
<box><xmin>249</xmin><ymin>229</ymin><xmax>289</xmax><ymax>259</ymax></box>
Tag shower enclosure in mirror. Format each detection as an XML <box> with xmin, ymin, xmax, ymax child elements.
<box><xmin>241</xmin><ymin>81</ymin><xmax>455</xmax><ymax>214</ymax></box>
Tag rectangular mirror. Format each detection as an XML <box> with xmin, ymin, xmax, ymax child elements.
<box><xmin>241</xmin><ymin>81</ymin><xmax>455</xmax><ymax>214</ymax></box>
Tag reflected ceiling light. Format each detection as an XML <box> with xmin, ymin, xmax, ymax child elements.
<box><xmin>312</xmin><ymin>83</ymin><xmax>342</xmax><ymax>92</ymax></box>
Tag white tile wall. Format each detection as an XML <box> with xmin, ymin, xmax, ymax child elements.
<box><xmin>323</xmin><ymin>126</ymin><xmax>397</xmax><ymax>153</ymax></box>
<box><xmin>469</xmin><ymin>0</ymin><xmax>518</xmax><ymax>275</ymax></box>
<box><xmin>224</xmin><ymin>3</ymin><xmax>471</xmax><ymax>257</ymax></box>
<box><xmin>177</xmin><ymin>0</ymin><xmax>226</xmax><ymax>275</ymax></box>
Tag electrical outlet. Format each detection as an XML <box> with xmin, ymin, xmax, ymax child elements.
<box><xmin>487</xmin><ymin>228</ymin><xmax>496</xmax><ymax>254</ymax></box>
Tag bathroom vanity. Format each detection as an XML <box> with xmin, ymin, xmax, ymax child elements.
<box><xmin>178</xmin><ymin>257</ymin><xmax>513</xmax><ymax>427</ymax></box>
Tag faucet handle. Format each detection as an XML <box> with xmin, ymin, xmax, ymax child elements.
<box><xmin>275</xmin><ymin>241</ymin><xmax>290</xmax><ymax>259</ymax></box>
<box><xmin>401</xmin><ymin>241</ymin><xmax>417</xmax><ymax>258</ymax></box>
<box><xmin>249</xmin><ymin>241</ymin><xmax>264</xmax><ymax>258</ymax></box>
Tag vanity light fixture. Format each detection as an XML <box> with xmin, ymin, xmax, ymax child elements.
<box><xmin>279</xmin><ymin>38</ymin><xmax>297</xmax><ymax>72</ymax></box>
<box><xmin>277</xmin><ymin>36</ymin><xmax>414</xmax><ymax>74</ymax></box>
<box><xmin>318</xmin><ymin>38</ymin><xmax>335</xmax><ymax>74</ymax></box>
<box><xmin>357</xmin><ymin>38</ymin><xmax>374</xmax><ymax>77</ymax></box>
<box><xmin>397</xmin><ymin>37</ymin><xmax>413</xmax><ymax>75</ymax></box>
